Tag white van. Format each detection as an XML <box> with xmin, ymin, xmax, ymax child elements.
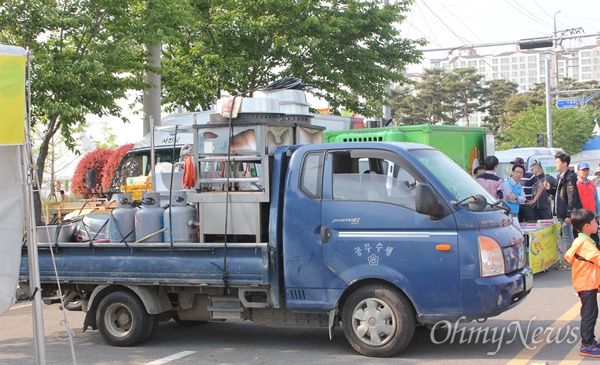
<box><xmin>495</xmin><ymin>147</ymin><xmax>563</xmax><ymax>180</ymax></box>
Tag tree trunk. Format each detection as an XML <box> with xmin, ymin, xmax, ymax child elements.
<box><xmin>34</xmin><ymin>117</ymin><xmax>60</xmax><ymax>225</ymax></box>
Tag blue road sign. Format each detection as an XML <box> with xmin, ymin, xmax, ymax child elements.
<box><xmin>556</xmin><ymin>99</ymin><xmax>578</xmax><ymax>108</ymax></box>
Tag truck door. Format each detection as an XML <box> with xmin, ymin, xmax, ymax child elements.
<box><xmin>321</xmin><ymin>149</ymin><xmax>461</xmax><ymax>315</ymax></box>
<box><xmin>281</xmin><ymin>150</ymin><xmax>348</xmax><ymax>310</ymax></box>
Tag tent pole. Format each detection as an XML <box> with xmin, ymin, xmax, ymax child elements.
<box><xmin>24</xmin><ymin>49</ymin><xmax>47</xmax><ymax>365</ymax></box>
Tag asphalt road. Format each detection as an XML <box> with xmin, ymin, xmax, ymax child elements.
<box><xmin>0</xmin><ymin>268</ymin><xmax>595</xmax><ymax>365</ymax></box>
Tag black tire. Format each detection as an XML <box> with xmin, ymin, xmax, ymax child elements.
<box><xmin>141</xmin><ymin>315</ymin><xmax>160</xmax><ymax>342</ymax></box>
<box><xmin>342</xmin><ymin>285</ymin><xmax>415</xmax><ymax>357</ymax></box>
<box><xmin>96</xmin><ymin>291</ymin><xmax>155</xmax><ymax>347</ymax></box>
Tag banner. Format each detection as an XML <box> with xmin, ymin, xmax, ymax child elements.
<box><xmin>0</xmin><ymin>146</ymin><xmax>25</xmax><ymax>314</ymax></box>
<box><xmin>528</xmin><ymin>223</ymin><xmax>560</xmax><ymax>274</ymax></box>
<box><xmin>0</xmin><ymin>44</ymin><xmax>26</xmax><ymax>315</ymax></box>
<box><xmin>0</xmin><ymin>45</ymin><xmax>26</xmax><ymax>145</ymax></box>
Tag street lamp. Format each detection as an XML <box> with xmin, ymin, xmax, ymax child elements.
<box><xmin>545</xmin><ymin>56</ymin><xmax>553</xmax><ymax>148</ymax></box>
<box><xmin>519</xmin><ymin>40</ymin><xmax>555</xmax><ymax>148</ymax></box>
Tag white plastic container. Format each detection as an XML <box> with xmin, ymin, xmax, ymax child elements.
<box><xmin>164</xmin><ymin>191</ymin><xmax>198</xmax><ymax>243</ymax></box>
<box><xmin>109</xmin><ymin>194</ymin><xmax>136</xmax><ymax>243</ymax></box>
<box><xmin>135</xmin><ymin>192</ymin><xmax>164</xmax><ymax>243</ymax></box>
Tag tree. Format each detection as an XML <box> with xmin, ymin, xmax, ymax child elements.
<box><xmin>481</xmin><ymin>79</ymin><xmax>519</xmax><ymax>135</ymax></box>
<box><xmin>498</xmin><ymin>104</ymin><xmax>598</xmax><ymax>154</ymax></box>
<box><xmin>558</xmin><ymin>78</ymin><xmax>600</xmax><ymax>111</ymax></box>
<box><xmin>443</xmin><ymin>67</ymin><xmax>485</xmax><ymax>126</ymax></box>
<box><xmin>390</xmin><ymin>86</ymin><xmax>424</xmax><ymax>125</ymax></box>
<box><xmin>0</xmin><ymin>0</ymin><xmax>146</xmax><ymax>220</ymax></box>
<box><xmin>1</xmin><ymin>0</ymin><xmax>192</xmax><ymax>220</ymax></box>
<box><xmin>411</xmin><ymin>68</ymin><xmax>454</xmax><ymax>124</ymax></box>
<box><xmin>161</xmin><ymin>0</ymin><xmax>424</xmax><ymax>116</ymax></box>
<box><xmin>92</xmin><ymin>120</ymin><xmax>119</xmax><ymax>150</ymax></box>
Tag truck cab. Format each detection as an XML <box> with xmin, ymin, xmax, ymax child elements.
<box><xmin>279</xmin><ymin>142</ymin><xmax>531</xmax><ymax>322</ymax></box>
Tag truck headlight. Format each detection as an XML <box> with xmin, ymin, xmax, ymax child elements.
<box><xmin>479</xmin><ymin>236</ymin><xmax>505</xmax><ymax>277</ymax></box>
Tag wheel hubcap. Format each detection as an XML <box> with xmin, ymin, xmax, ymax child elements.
<box><xmin>105</xmin><ymin>304</ymin><xmax>133</xmax><ymax>337</ymax></box>
<box><xmin>352</xmin><ymin>298</ymin><xmax>396</xmax><ymax>346</ymax></box>
<box><xmin>117</xmin><ymin>311</ymin><xmax>131</xmax><ymax>327</ymax></box>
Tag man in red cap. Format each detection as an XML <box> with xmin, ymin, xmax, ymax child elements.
<box><xmin>576</xmin><ymin>162</ymin><xmax>600</xmax><ymax>248</ymax></box>
<box><xmin>511</xmin><ymin>157</ymin><xmax>543</xmax><ymax>223</ymax></box>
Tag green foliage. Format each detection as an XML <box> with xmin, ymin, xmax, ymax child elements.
<box><xmin>443</xmin><ymin>68</ymin><xmax>485</xmax><ymax>125</ymax></box>
<box><xmin>497</xmin><ymin>104</ymin><xmax>598</xmax><ymax>154</ymax></box>
<box><xmin>392</xmin><ymin>67</ymin><xmax>487</xmax><ymax>125</ymax></box>
<box><xmin>161</xmin><ymin>0</ymin><xmax>424</xmax><ymax>116</ymax></box>
<box><xmin>1</xmin><ymin>0</ymin><xmax>191</xmax><ymax>220</ymax></box>
<box><xmin>389</xmin><ymin>66</ymin><xmax>599</xmax><ymax>153</ymax></box>
<box><xmin>481</xmin><ymin>79</ymin><xmax>519</xmax><ymax>134</ymax></box>
<box><xmin>92</xmin><ymin>120</ymin><xmax>119</xmax><ymax>150</ymax></box>
<box><xmin>0</xmin><ymin>0</ymin><xmax>146</xmax><ymax>187</ymax></box>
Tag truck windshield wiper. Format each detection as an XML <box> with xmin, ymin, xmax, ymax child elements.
<box><xmin>451</xmin><ymin>194</ymin><xmax>487</xmax><ymax>211</ymax></box>
<box><xmin>490</xmin><ymin>200</ymin><xmax>510</xmax><ymax>215</ymax></box>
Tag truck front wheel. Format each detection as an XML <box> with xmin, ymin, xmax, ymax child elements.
<box><xmin>96</xmin><ymin>291</ymin><xmax>157</xmax><ymax>346</ymax></box>
<box><xmin>342</xmin><ymin>285</ymin><xmax>415</xmax><ymax>357</ymax></box>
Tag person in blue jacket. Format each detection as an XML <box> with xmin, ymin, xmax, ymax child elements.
<box><xmin>504</xmin><ymin>164</ymin><xmax>526</xmax><ymax>218</ymax></box>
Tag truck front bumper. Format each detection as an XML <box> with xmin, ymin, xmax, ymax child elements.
<box><xmin>418</xmin><ymin>266</ymin><xmax>532</xmax><ymax>325</ymax></box>
<box><xmin>461</xmin><ymin>266</ymin><xmax>533</xmax><ymax>320</ymax></box>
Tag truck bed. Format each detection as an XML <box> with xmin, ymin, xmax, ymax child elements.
<box><xmin>20</xmin><ymin>242</ymin><xmax>270</xmax><ymax>287</ymax></box>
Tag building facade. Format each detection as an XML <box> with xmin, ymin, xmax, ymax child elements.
<box><xmin>426</xmin><ymin>35</ymin><xmax>600</xmax><ymax>126</ymax></box>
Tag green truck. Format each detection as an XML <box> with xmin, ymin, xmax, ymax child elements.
<box><xmin>324</xmin><ymin>124</ymin><xmax>494</xmax><ymax>174</ymax></box>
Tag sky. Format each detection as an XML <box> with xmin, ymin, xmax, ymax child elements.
<box><xmin>87</xmin><ymin>0</ymin><xmax>600</xmax><ymax>146</ymax></box>
<box><xmin>399</xmin><ymin>0</ymin><xmax>600</xmax><ymax>67</ymax></box>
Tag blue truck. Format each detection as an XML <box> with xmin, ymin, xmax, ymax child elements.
<box><xmin>21</xmin><ymin>93</ymin><xmax>532</xmax><ymax>357</ymax></box>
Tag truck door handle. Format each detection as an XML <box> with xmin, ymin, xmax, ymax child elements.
<box><xmin>320</xmin><ymin>226</ymin><xmax>332</xmax><ymax>244</ymax></box>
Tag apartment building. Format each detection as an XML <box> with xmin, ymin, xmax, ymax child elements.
<box><xmin>426</xmin><ymin>35</ymin><xmax>600</xmax><ymax>126</ymax></box>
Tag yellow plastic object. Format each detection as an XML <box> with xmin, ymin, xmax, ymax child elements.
<box><xmin>124</xmin><ymin>176</ymin><xmax>152</xmax><ymax>200</ymax></box>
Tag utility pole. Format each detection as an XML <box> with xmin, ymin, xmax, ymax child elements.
<box><xmin>143</xmin><ymin>44</ymin><xmax>162</xmax><ymax>137</ymax></box>
<box><xmin>552</xmin><ymin>12</ymin><xmax>562</xmax><ymax>91</ymax></box>
<box><xmin>545</xmin><ymin>57</ymin><xmax>553</xmax><ymax>148</ymax></box>
<box><xmin>382</xmin><ymin>0</ymin><xmax>391</xmax><ymax>127</ymax></box>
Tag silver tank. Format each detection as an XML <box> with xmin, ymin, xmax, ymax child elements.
<box><xmin>109</xmin><ymin>194</ymin><xmax>136</xmax><ymax>243</ymax></box>
<box><xmin>135</xmin><ymin>192</ymin><xmax>164</xmax><ymax>243</ymax></box>
<box><xmin>164</xmin><ymin>191</ymin><xmax>198</xmax><ymax>243</ymax></box>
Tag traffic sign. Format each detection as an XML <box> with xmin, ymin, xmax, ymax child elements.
<box><xmin>556</xmin><ymin>99</ymin><xmax>578</xmax><ymax>108</ymax></box>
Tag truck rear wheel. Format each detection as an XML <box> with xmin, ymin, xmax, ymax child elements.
<box><xmin>96</xmin><ymin>291</ymin><xmax>156</xmax><ymax>346</ymax></box>
<box><xmin>342</xmin><ymin>285</ymin><xmax>415</xmax><ymax>357</ymax></box>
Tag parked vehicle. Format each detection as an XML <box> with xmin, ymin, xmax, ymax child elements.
<box><xmin>108</xmin><ymin>112</ymin><xmax>363</xmax><ymax>200</ymax></box>
<box><xmin>20</xmin><ymin>91</ymin><xmax>531</xmax><ymax>357</ymax></box>
<box><xmin>325</xmin><ymin>125</ymin><xmax>494</xmax><ymax>174</ymax></box>
<box><xmin>495</xmin><ymin>147</ymin><xmax>563</xmax><ymax>179</ymax></box>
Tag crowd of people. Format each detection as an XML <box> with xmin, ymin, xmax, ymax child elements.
<box><xmin>474</xmin><ymin>153</ymin><xmax>600</xmax><ymax>250</ymax></box>
<box><xmin>474</xmin><ymin>153</ymin><xmax>600</xmax><ymax>358</ymax></box>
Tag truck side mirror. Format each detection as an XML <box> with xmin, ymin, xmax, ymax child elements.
<box><xmin>415</xmin><ymin>184</ymin><xmax>443</xmax><ymax>217</ymax></box>
<box><xmin>468</xmin><ymin>194</ymin><xmax>488</xmax><ymax>212</ymax></box>
<box><xmin>86</xmin><ymin>169</ymin><xmax>97</xmax><ymax>189</ymax></box>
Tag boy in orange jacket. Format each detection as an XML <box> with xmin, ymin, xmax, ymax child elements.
<box><xmin>564</xmin><ymin>208</ymin><xmax>600</xmax><ymax>357</ymax></box>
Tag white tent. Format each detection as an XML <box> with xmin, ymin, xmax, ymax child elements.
<box><xmin>0</xmin><ymin>44</ymin><xmax>27</xmax><ymax>314</ymax></box>
<box><xmin>0</xmin><ymin>44</ymin><xmax>47</xmax><ymax>363</ymax></box>
<box><xmin>571</xmin><ymin>120</ymin><xmax>600</xmax><ymax>170</ymax></box>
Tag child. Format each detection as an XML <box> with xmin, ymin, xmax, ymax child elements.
<box><xmin>564</xmin><ymin>208</ymin><xmax>600</xmax><ymax>357</ymax></box>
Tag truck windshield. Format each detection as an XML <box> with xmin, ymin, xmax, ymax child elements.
<box><xmin>108</xmin><ymin>148</ymin><xmax>180</xmax><ymax>194</ymax></box>
<box><xmin>409</xmin><ymin>149</ymin><xmax>496</xmax><ymax>204</ymax></box>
